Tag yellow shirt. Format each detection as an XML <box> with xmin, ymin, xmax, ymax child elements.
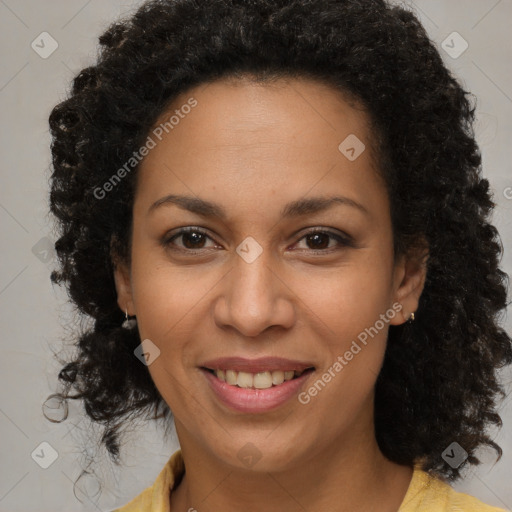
<box><xmin>112</xmin><ymin>449</ymin><xmax>508</xmax><ymax>511</ymax></box>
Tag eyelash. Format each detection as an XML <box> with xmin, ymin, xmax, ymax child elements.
<box><xmin>161</xmin><ymin>226</ymin><xmax>354</xmax><ymax>255</ymax></box>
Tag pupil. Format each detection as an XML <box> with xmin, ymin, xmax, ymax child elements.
<box><xmin>183</xmin><ymin>231</ymin><xmax>205</xmax><ymax>249</ymax></box>
<box><xmin>307</xmin><ymin>233</ymin><xmax>329</xmax><ymax>249</ymax></box>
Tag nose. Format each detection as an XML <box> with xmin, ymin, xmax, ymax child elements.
<box><xmin>213</xmin><ymin>246</ymin><xmax>295</xmax><ymax>338</ymax></box>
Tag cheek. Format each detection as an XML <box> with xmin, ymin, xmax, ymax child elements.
<box><xmin>131</xmin><ymin>250</ymin><xmax>213</xmax><ymax>339</ymax></box>
<box><xmin>128</xmin><ymin>264</ymin><xmax>212</xmax><ymax>399</ymax></box>
<box><xmin>300</xmin><ymin>274</ymin><xmax>391</xmax><ymax>424</ymax></box>
<box><xmin>131</xmin><ymin>262</ymin><xmax>206</xmax><ymax>411</ymax></box>
<box><xmin>300</xmin><ymin>249</ymin><xmax>393</xmax><ymax>389</ymax></box>
<box><xmin>301</xmin><ymin>250</ymin><xmax>394</xmax><ymax>336</ymax></box>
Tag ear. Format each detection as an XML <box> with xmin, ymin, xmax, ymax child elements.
<box><xmin>389</xmin><ymin>240</ymin><xmax>429</xmax><ymax>326</ymax></box>
<box><xmin>112</xmin><ymin>257</ymin><xmax>135</xmax><ymax>317</ymax></box>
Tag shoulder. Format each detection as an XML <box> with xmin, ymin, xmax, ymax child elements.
<box><xmin>399</xmin><ymin>465</ymin><xmax>508</xmax><ymax>512</ymax></box>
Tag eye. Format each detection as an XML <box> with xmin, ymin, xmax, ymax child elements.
<box><xmin>162</xmin><ymin>226</ymin><xmax>354</xmax><ymax>255</ymax></box>
<box><xmin>293</xmin><ymin>228</ymin><xmax>353</xmax><ymax>253</ymax></box>
<box><xmin>162</xmin><ymin>227</ymin><xmax>218</xmax><ymax>252</ymax></box>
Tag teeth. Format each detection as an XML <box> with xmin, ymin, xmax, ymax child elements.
<box><xmin>237</xmin><ymin>371</ymin><xmax>254</xmax><ymax>389</ymax></box>
<box><xmin>272</xmin><ymin>371</ymin><xmax>285</xmax><ymax>386</ymax></box>
<box><xmin>225</xmin><ymin>370</ymin><xmax>237</xmax><ymax>385</ymax></box>
<box><xmin>212</xmin><ymin>368</ymin><xmax>308</xmax><ymax>389</ymax></box>
<box><xmin>253</xmin><ymin>372</ymin><xmax>274</xmax><ymax>389</ymax></box>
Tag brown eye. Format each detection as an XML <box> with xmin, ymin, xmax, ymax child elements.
<box><xmin>294</xmin><ymin>229</ymin><xmax>353</xmax><ymax>252</ymax></box>
<box><xmin>179</xmin><ymin>230</ymin><xmax>207</xmax><ymax>249</ymax></box>
<box><xmin>304</xmin><ymin>232</ymin><xmax>331</xmax><ymax>250</ymax></box>
<box><xmin>163</xmin><ymin>227</ymin><xmax>217</xmax><ymax>252</ymax></box>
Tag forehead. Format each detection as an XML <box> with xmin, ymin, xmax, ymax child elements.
<box><xmin>134</xmin><ymin>76</ymin><xmax>387</xmax><ymax>221</ymax></box>
<box><xmin>155</xmin><ymin>75</ymin><xmax>371</xmax><ymax>149</ymax></box>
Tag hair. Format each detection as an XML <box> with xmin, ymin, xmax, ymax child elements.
<box><xmin>46</xmin><ymin>0</ymin><xmax>512</xmax><ymax>484</ymax></box>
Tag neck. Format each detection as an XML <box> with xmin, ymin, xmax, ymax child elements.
<box><xmin>170</xmin><ymin>411</ymin><xmax>413</xmax><ymax>512</ymax></box>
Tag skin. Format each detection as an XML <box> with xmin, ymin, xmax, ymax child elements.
<box><xmin>114</xmin><ymin>76</ymin><xmax>428</xmax><ymax>512</ymax></box>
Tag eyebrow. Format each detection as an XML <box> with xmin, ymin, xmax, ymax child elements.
<box><xmin>148</xmin><ymin>194</ymin><xmax>370</xmax><ymax>219</ymax></box>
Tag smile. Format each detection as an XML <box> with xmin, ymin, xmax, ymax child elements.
<box><xmin>203</xmin><ymin>368</ymin><xmax>312</xmax><ymax>389</ymax></box>
<box><xmin>199</xmin><ymin>356</ymin><xmax>316</xmax><ymax>412</ymax></box>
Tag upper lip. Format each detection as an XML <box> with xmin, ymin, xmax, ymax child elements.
<box><xmin>201</xmin><ymin>357</ymin><xmax>315</xmax><ymax>373</ymax></box>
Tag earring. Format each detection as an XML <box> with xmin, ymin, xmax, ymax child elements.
<box><xmin>408</xmin><ymin>312</ymin><xmax>415</xmax><ymax>323</ymax></box>
<box><xmin>122</xmin><ymin>308</ymin><xmax>137</xmax><ymax>329</ymax></box>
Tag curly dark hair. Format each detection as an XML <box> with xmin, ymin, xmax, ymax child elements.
<box><xmin>46</xmin><ymin>0</ymin><xmax>512</xmax><ymax>484</ymax></box>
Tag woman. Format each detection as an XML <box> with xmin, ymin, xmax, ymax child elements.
<box><xmin>45</xmin><ymin>0</ymin><xmax>512</xmax><ymax>510</ymax></box>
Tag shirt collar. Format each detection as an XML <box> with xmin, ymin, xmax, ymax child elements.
<box><xmin>151</xmin><ymin>449</ymin><xmax>185</xmax><ymax>511</ymax></box>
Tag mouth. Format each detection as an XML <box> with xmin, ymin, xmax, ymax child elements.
<box><xmin>199</xmin><ymin>357</ymin><xmax>316</xmax><ymax>413</ymax></box>
<box><xmin>200</xmin><ymin>367</ymin><xmax>315</xmax><ymax>390</ymax></box>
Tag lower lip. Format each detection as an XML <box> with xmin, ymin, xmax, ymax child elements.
<box><xmin>201</xmin><ymin>368</ymin><xmax>314</xmax><ymax>413</ymax></box>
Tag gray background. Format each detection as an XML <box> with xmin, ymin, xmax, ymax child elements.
<box><xmin>0</xmin><ymin>0</ymin><xmax>511</xmax><ymax>510</ymax></box>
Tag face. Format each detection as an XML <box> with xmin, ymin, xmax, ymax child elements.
<box><xmin>114</xmin><ymin>76</ymin><xmax>426</xmax><ymax>472</ymax></box>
